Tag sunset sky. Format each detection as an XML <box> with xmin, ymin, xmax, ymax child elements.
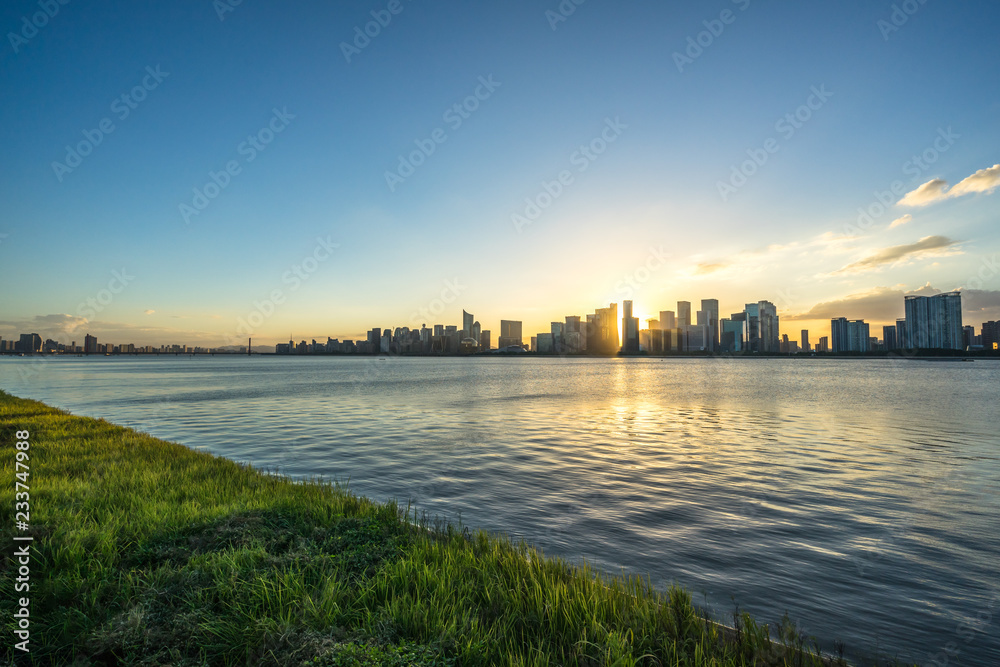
<box><xmin>2</xmin><ymin>0</ymin><xmax>999</xmax><ymax>347</ymax></box>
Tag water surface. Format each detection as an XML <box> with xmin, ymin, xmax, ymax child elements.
<box><xmin>3</xmin><ymin>355</ymin><xmax>998</xmax><ymax>665</ymax></box>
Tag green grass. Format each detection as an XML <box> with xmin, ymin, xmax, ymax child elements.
<box><xmin>0</xmin><ymin>391</ymin><xmax>911</xmax><ymax>666</ymax></box>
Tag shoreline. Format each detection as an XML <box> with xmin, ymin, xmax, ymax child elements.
<box><xmin>0</xmin><ymin>390</ymin><xmax>911</xmax><ymax>665</ymax></box>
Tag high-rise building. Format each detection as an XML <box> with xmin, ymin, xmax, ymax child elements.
<box><xmin>895</xmin><ymin>319</ymin><xmax>908</xmax><ymax>349</ymax></box>
<box><xmin>800</xmin><ymin>330</ymin><xmax>810</xmax><ymax>352</ymax></box>
<box><xmin>479</xmin><ymin>330</ymin><xmax>491</xmax><ymax>351</ymax></box>
<box><xmin>904</xmin><ymin>292</ymin><xmax>963</xmax><ymax>350</ymax></box>
<box><xmin>682</xmin><ymin>325</ymin><xmax>711</xmax><ymax>352</ymax></box>
<box><xmin>586</xmin><ymin>303</ymin><xmax>619</xmax><ymax>355</ymax></box>
<box><xmin>720</xmin><ymin>317</ymin><xmax>745</xmax><ymax>353</ymax></box>
<box><xmin>659</xmin><ymin>310</ymin><xmax>676</xmax><ymax>330</ymax></box>
<box><xmin>84</xmin><ymin>334</ymin><xmax>98</xmax><ymax>355</ymax></box>
<box><xmin>463</xmin><ymin>310</ymin><xmax>474</xmax><ymax>339</ymax></box>
<box><xmin>983</xmin><ymin>321</ymin><xmax>1000</xmax><ymax>351</ymax></box>
<box><xmin>563</xmin><ymin>316</ymin><xmax>582</xmax><ymax>353</ymax></box>
<box><xmin>498</xmin><ymin>320</ymin><xmax>523</xmax><ymax>349</ymax></box>
<box><xmin>677</xmin><ymin>301</ymin><xmax>691</xmax><ymax>328</ymax></box>
<box><xmin>743</xmin><ymin>301</ymin><xmax>779</xmax><ymax>353</ymax></box>
<box><xmin>622</xmin><ymin>300</ymin><xmax>640</xmax><ymax>353</ymax></box>
<box><xmin>698</xmin><ymin>299</ymin><xmax>720</xmax><ymax>352</ymax></box>
<box><xmin>831</xmin><ymin>318</ymin><xmax>870</xmax><ymax>353</ymax></box>
<box><xmin>551</xmin><ymin>322</ymin><xmax>564</xmax><ymax>354</ymax></box>
<box><xmin>18</xmin><ymin>333</ymin><xmax>41</xmax><ymax>354</ymax></box>
<box><xmin>962</xmin><ymin>326</ymin><xmax>976</xmax><ymax>350</ymax></box>
<box><xmin>817</xmin><ymin>336</ymin><xmax>829</xmax><ymax>352</ymax></box>
<box><xmin>883</xmin><ymin>325</ymin><xmax>898</xmax><ymax>350</ymax></box>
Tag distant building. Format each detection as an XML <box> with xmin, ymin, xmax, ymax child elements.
<box><xmin>621</xmin><ymin>300</ymin><xmax>640</xmax><ymax>353</ymax></box>
<box><xmin>682</xmin><ymin>324</ymin><xmax>710</xmax><ymax>352</ymax></box>
<box><xmin>537</xmin><ymin>333</ymin><xmax>554</xmax><ymax>354</ymax></box>
<box><xmin>479</xmin><ymin>330</ymin><xmax>491</xmax><ymax>351</ymax></box>
<box><xmin>498</xmin><ymin>320</ymin><xmax>523</xmax><ymax>349</ymax></box>
<box><xmin>550</xmin><ymin>322</ymin><xmax>564</xmax><ymax>354</ymax></box>
<box><xmin>84</xmin><ymin>334</ymin><xmax>98</xmax><ymax>355</ymax></box>
<box><xmin>743</xmin><ymin>301</ymin><xmax>779</xmax><ymax>353</ymax></box>
<box><xmin>904</xmin><ymin>291</ymin><xmax>963</xmax><ymax>350</ymax></box>
<box><xmin>800</xmin><ymin>330</ymin><xmax>810</xmax><ymax>352</ymax></box>
<box><xmin>463</xmin><ymin>310</ymin><xmax>474</xmax><ymax>339</ymax></box>
<box><xmin>983</xmin><ymin>321</ymin><xmax>1000</xmax><ymax>351</ymax></box>
<box><xmin>816</xmin><ymin>336</ymin><xmax>829</xmax><ymax>353</ymax></box>
<box><xmin>697</xmin><ymin>299</ymin><xmax>720</xmax><ymax>352</ymax></box>
<box><xmin>831</xmin><ymin>318</ymin><xmax>870</xmax><ymax>353</ymax></box>
<box><xmin>677</xmin><ymin>301</ymin><xmax>691</xmax><ymax>328</ymax></box>
<box><xmin>883</xmin><ymin>325</ymin><xmax>898</xmax><ymax>351</ymax></box>
<box><xmin>585</xmin><ymin>303</ymin><xmax>619</xmax><ymax>355</ymax></box>
<box><xmin>659</xmin><ymin>310</ymin><xmax>676</xmax><ymax>330</ymax></box>
<box><xmin>720</xmin><ymin>317</ymin><xmax>744</xmax><ymax>353</ymax></box>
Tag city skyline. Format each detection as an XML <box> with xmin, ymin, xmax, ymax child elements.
<box><xmin>6</xmin><ymin>288</ymin><xmax>996</xmax><ymax>355</ymax></box>
<box><xmin>2</xmin><ymin>2</ymin><xmax>1000</xmax><ymax>348</ymax></box>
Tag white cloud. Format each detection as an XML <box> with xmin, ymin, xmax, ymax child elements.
<box><xmin>889</xmin><ymin>214</ymin><xmax>912</xmax><ymax>229</ymax></box>
<box><xmin>832</xmin><ymin>236</ymin><xmax>963</xmax><ymax>275</ymax></box>
<box><xmin>898</xmin><ymin>164</ymin><xmax>1000</xmax><ymax>207</ymax></box>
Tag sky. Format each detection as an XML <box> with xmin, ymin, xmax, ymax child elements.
<box><xmin>1</xmin><ymin>0</ymin><xmax>999</xmax><ymax>348</ymax></box>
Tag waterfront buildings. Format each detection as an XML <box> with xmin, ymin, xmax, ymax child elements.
<box><xmin>831</xmin><ymin>318</ymin><xmax>870</xmax><ymax>353</ymax></box>
<box><xmin>903</xmin><ymin>292</ymin><xmax>963</xmax><ymax>350</ymax></box>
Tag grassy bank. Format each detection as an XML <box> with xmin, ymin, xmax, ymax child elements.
<box><xmin>0</xmin><ymin>391</ymin><xmax>896</xmax><ymax>666</ymax></box>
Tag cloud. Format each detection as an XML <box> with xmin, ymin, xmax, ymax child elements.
<box><xmin>0</xmin><ymin>314</ymin><xmax>89</xmax><ymax>337</ymax></box>
<box><xmin>786</xmin><ymin>284</ymin><xmax>993</xmax><ymax>325</ymax></box>
<box><xmin>833</xmin><ymin>235</ymin><xmax>962</xmax><ymax>274</ymax></box>
<box><xmin>144</xmin><ymin>309</ymin><xmax>156</xmax><ymax>315</ymax></box>
<box><xmin>784</xmin><ymin>287</ymin><xmax>906</xmax><ymax>322</ymax></box>
<box><xmin>898</xmin><ymin>164</ymin><xmax>1000</xmax><ymax>207</ymax></box>
<box><xmin>693</xmin><ymin>262</ymin><xmax>725</xmax><ymax>276</ymax></box>
<box><xmin>889</xmin><ymin>214</ymin><xmax>912</xmax><ymax>229</ymax></box>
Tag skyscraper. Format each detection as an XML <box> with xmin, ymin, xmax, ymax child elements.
<box><xmin>743</xmin><ymin>301</ymin><xmax>779</xmax><ymax>353</ymax></box>
<box><xmin>800</xmin><ymin>329</ymin><xmax>810</xmax><ymax>352</ymax></box>
<box><xmin>659</xmin><ymin>310</ymin><xmax>676</xmax><ymax>330</ymax></box>
<box><xmin>498</xmin><ymin>320</ymin><xmax>523</xmax><ymax>348</ymax></box>
<box><xmin>622</xmin><ymin>300</ymin><xmax>640</xmax><ymax>353</ymax></box>
<box><xmin>883</xmin><ymin>325</ymin><xmax>897</xmax><ymax>351</ymax></box>
<box><xmin>462</xmin><ymin>310</ymin><xmax>474</xmax><ymax>339</ymax></box>
<box><xmin>983</xmin><ymin>321</ymin><xmax>999</xmax><ymax>351</ymax></box>
<box><xmin>586</xmin><ymin>303</ymin><xmax>619</xmax><ymax>355</ymax></box>
<box><xmin>677</xmin><ymin>301</ymin><xmax>691</xmax><ymax>328</ymax></box>
<box><xmin>831</xmin><ymin>318</ymin><xmax>870</xmax><ymax>353</ymax></box>
<box><xmin>904</xmin><ymin>292</ymin><xmax>963</xmax><ymax>350</ymax></box>
<box><xmin>698</xmin><ymin>299</ymin><xmax>720</xmax><ymax>352</ymax></box>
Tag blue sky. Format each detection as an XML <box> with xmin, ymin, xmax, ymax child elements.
<box><xmin>1</xmin><ymin>0</ymin><xmax>999</xmax><ymax>346</ymax></box>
